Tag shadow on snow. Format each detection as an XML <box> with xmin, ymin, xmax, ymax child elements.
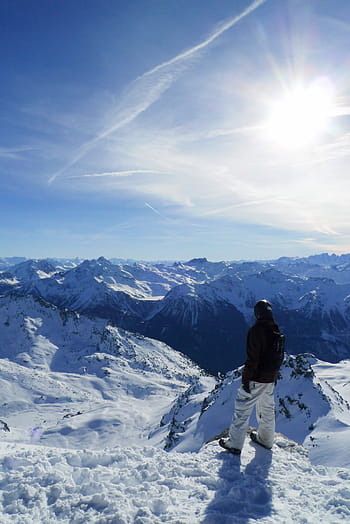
<box><xmin>203</xmin><ymin>443</ymin><xmax>273</xmax><ymax>524</ymax></box>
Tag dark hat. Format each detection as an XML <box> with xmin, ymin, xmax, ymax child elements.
<box><xmin>254</xmin><ymin>299</ymin><xmax>272</xmax><ymax>320</ymax></box>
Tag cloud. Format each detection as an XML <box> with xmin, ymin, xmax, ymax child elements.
<box><xmin>0</xmin><ymin>146</ymin><xmax>35</xmax><ymax>159</ymax></box>
<box><xmin>78</xmin><ymin>102</ymin><xmax>350</xmax><ymax>240</ymax></box>
<box><xmin>48</xmin><ymin>0</ymin><xmax>267</xmax><ymax>184</ymax></box>
<box><xmin>45</xmin><ymin>0</ymin><xmax>350</xmax><ymax>246</ymax></box>
<box><xmin>65</xmin><ymin>170</ymin><xmax>158</xmax><ymax>179</ymax></box>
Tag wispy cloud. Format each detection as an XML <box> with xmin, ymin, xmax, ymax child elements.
<box><xmin>65</xmin><ymin>170</ymin><xmax>159</xmax><ymax>179</ymax></box>
<box><xmin>48</xmin><ymin>0</ymin><xmax>267</xmax><ymax>184</ymax></box>
<box><xmin>0</xmin><ymin>146</ymin><xmax>35</xmax><ymax>159</ymax></box>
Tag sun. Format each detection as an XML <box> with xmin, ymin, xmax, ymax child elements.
<box><xmin>263</xmin><ymin>79</ymin><xmax>335</xmax><ymax>149</ymax></box>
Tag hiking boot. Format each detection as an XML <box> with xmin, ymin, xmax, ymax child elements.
<box><xmin>250</xmin><ymin>431</ymin><xmax>272</xmax><ymax>450</ymax></box>
<box><xmin>219</xmin><ymin>438</ymin><xmax>241</xmax><ymax>455</ymax></box>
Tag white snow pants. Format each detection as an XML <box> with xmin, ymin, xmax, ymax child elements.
<box><xmin>228</xmin><ymin>381</ymin><xmax>275</xmax><ymax>451</ymax></box>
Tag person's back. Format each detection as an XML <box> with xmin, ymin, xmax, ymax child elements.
<box><xmin>243</xmin><ymin>313</ymin><xmax>284</xmax><ymax>386</ymax></box>
<box><xmin>219</xmin><ymin>299</ymin><xmax>284</xmax><ymax>455</ymax></box>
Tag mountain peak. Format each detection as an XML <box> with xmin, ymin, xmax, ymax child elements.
<box><xmin>97</xmin><ymin>256</ymin><xmax>110</xmax><ymax>263</ymax></box>
<box><xmin>187</xmin><ymin>257</ymin><xmax>208</xmax><ymax>265</ymax></box>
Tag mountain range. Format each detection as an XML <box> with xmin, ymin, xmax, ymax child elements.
<box><xmin>2</xmin><ymin>254</ymin><xmax>350</xmax><ymax>372</ymax></box>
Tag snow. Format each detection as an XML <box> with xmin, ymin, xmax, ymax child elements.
<box><xmin>305</xmin><ymin>359</ymin><xmax>350</xmax><ymax>467</ymax></box>
<box><xmin>1</xmin><ymin>436</ymin><xmax>350</xmax><ymax>523</ymax></box>
<box><xmin>1</xmin><ymin>352</ymin><xmax>350</xmax><ymax>524</ymax></box>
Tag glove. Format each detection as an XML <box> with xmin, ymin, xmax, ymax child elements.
<box><xmin>242</xmin><ymin>382</ymin><xmax>251</xmax><ymax>394</ymax></box>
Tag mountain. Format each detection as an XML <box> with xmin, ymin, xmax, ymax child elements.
<box><xmin>272</xmin><ymin>254</ymin><xmax>350</xmax><ymax>284</ymax></box>
<box><xmin>0</xmin><ymin>293</ymin><xmax>208</xmax><ymax>450</ymax></box>
<box><xmin>143</xmin><ymin>280</ymin><xmax>248</xmax><ymax>373</ymax></box>
<box><xmin>5</xmin><ymin>259</ymin><xmax>58</xmax><ymax>281</ymax></box>
<box><xmin>0</xmin><ymin>256</ymin><xmax>27</xmax><ymax>270</ymax></box>
<box><xmin>17</xmin><ymin>257</ymin><xmax>158</xmax><ymax>331</ymax></box>
<box><xmin>0</xmin><ymin>291</ymin><xmax>350</xmax><ymax>522</ymax></box>
<box><xmin>8</xmin><ymin>257</ymin><xmax>211</xmax><ymax>327</ymax></box>
<box><xmin>141</xmin><ymin>269</ymin><xmax>350</xmax><ymax>372</ymax></box>
<box><xmin>155</xmin><ymin>353</ymin><xmax>350</xmax><ymax>467</ymax></box>
<box><xmin>300</xmin><ymin>252</ymin><xmax>350</xmax><ymax>266</ymax></box>
<box><xmin>3</xmin><ymin>254</ymin><xmax>350</xmax><ymax>373</ymax></box>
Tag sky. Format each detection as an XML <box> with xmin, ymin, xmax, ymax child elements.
<box><xmin>2</xmin><ymin>0</ymin><xmax>350</xmax><ymax>261</ymax></box>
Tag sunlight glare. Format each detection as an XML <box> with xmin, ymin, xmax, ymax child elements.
<box><xmin>264</xmin><ymin>79</ymin><xmax>335</xmax><ymax>149</ymax></box>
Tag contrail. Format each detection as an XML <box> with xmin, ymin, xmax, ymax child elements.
<box><xmin>48</xmin><ymin>0</ymin><xmax>267</xmax><ymax>184</ymax></box>
<box><xmin>145</xmin><ymin>202</ymin><xmax>166</xmax><ymax>218</ymax></box>
<box><xmin>143</xmin><ymin>0</ymin><xmax>267</xmax><ymax>77</ymax></box>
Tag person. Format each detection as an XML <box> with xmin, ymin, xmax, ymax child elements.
<box><xmin>219</xmin><ymin>299</ymin><xmax>284</xmax><ymax>455</ymax></box>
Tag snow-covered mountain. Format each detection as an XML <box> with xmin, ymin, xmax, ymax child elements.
<box><xmin>2</xmin><ymin>254</ymin><xmax>350</xmax><ymax>372</ymax></box>
<box><xmin>158</xmin><ymin>353</ymin><xmax>350</xmax><ymax>467</ymax></box>
<box><xmin>0</xmin><ymin>257</ymin><xmax>27</xmax><ymax>270</ymax></box>
<box><xmin>6</xmin><ymin>257</ymin><xmax>206</xmax><ymax>329</ymax></box>
<box><xmin>143</xmin><ymin>279</ymin><xmax>248</xmax><ymax>372</ymax></box>
<box><xmin>142</xmin><ymin>269</ymin><xmax>350</xmax><ymax>372</ymax></box>
<box><xmin>5</xmin><ymin>259</ymin><xmax>58</xmax><ymax>281</ymax></box>
<box><xmin>0</xmin><ymin>293</ymin><xmax>207</xmax><ymax>450</ymax></box>
<box><xmin>269</xmin><ymin>257</ymin><xmax>350</xmax><ymax>284</ymax></box>
<box><xmin>1</xmin><ymin>292</ymin><xmax>350</xmax><ymax>522</ymax></box>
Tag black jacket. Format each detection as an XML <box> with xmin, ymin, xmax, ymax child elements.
<box><xmin>242</xmin><ymin>317</ymin><xmax>281</xmax><ymax>385</ymax></box>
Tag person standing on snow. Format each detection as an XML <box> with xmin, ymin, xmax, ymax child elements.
<box><xmin>219</xmin><ymin>299</ymin><xmax>284</xmax><ymax>455</ymax></box>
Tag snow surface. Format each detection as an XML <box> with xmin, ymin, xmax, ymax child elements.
<box><xmin>1</xmin><ymin>435</ymin><xmax>350</xmax><ymax>523</ymax></box>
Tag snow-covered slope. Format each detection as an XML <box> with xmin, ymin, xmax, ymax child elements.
<box><xmin>0</xmin><ymin>293</ymin><xmax>207</xmax><ymax>450</ymax></box>
<box><xmin>157</xmin><ymin>354</ymin><xmax>350</xmax><ymax>468</ymax></box>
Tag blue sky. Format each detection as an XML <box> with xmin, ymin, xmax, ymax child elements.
<box><xmin>2</xmin><ymin>0</ymin><xmax>350</xmax><ymax>261</ymax></box>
